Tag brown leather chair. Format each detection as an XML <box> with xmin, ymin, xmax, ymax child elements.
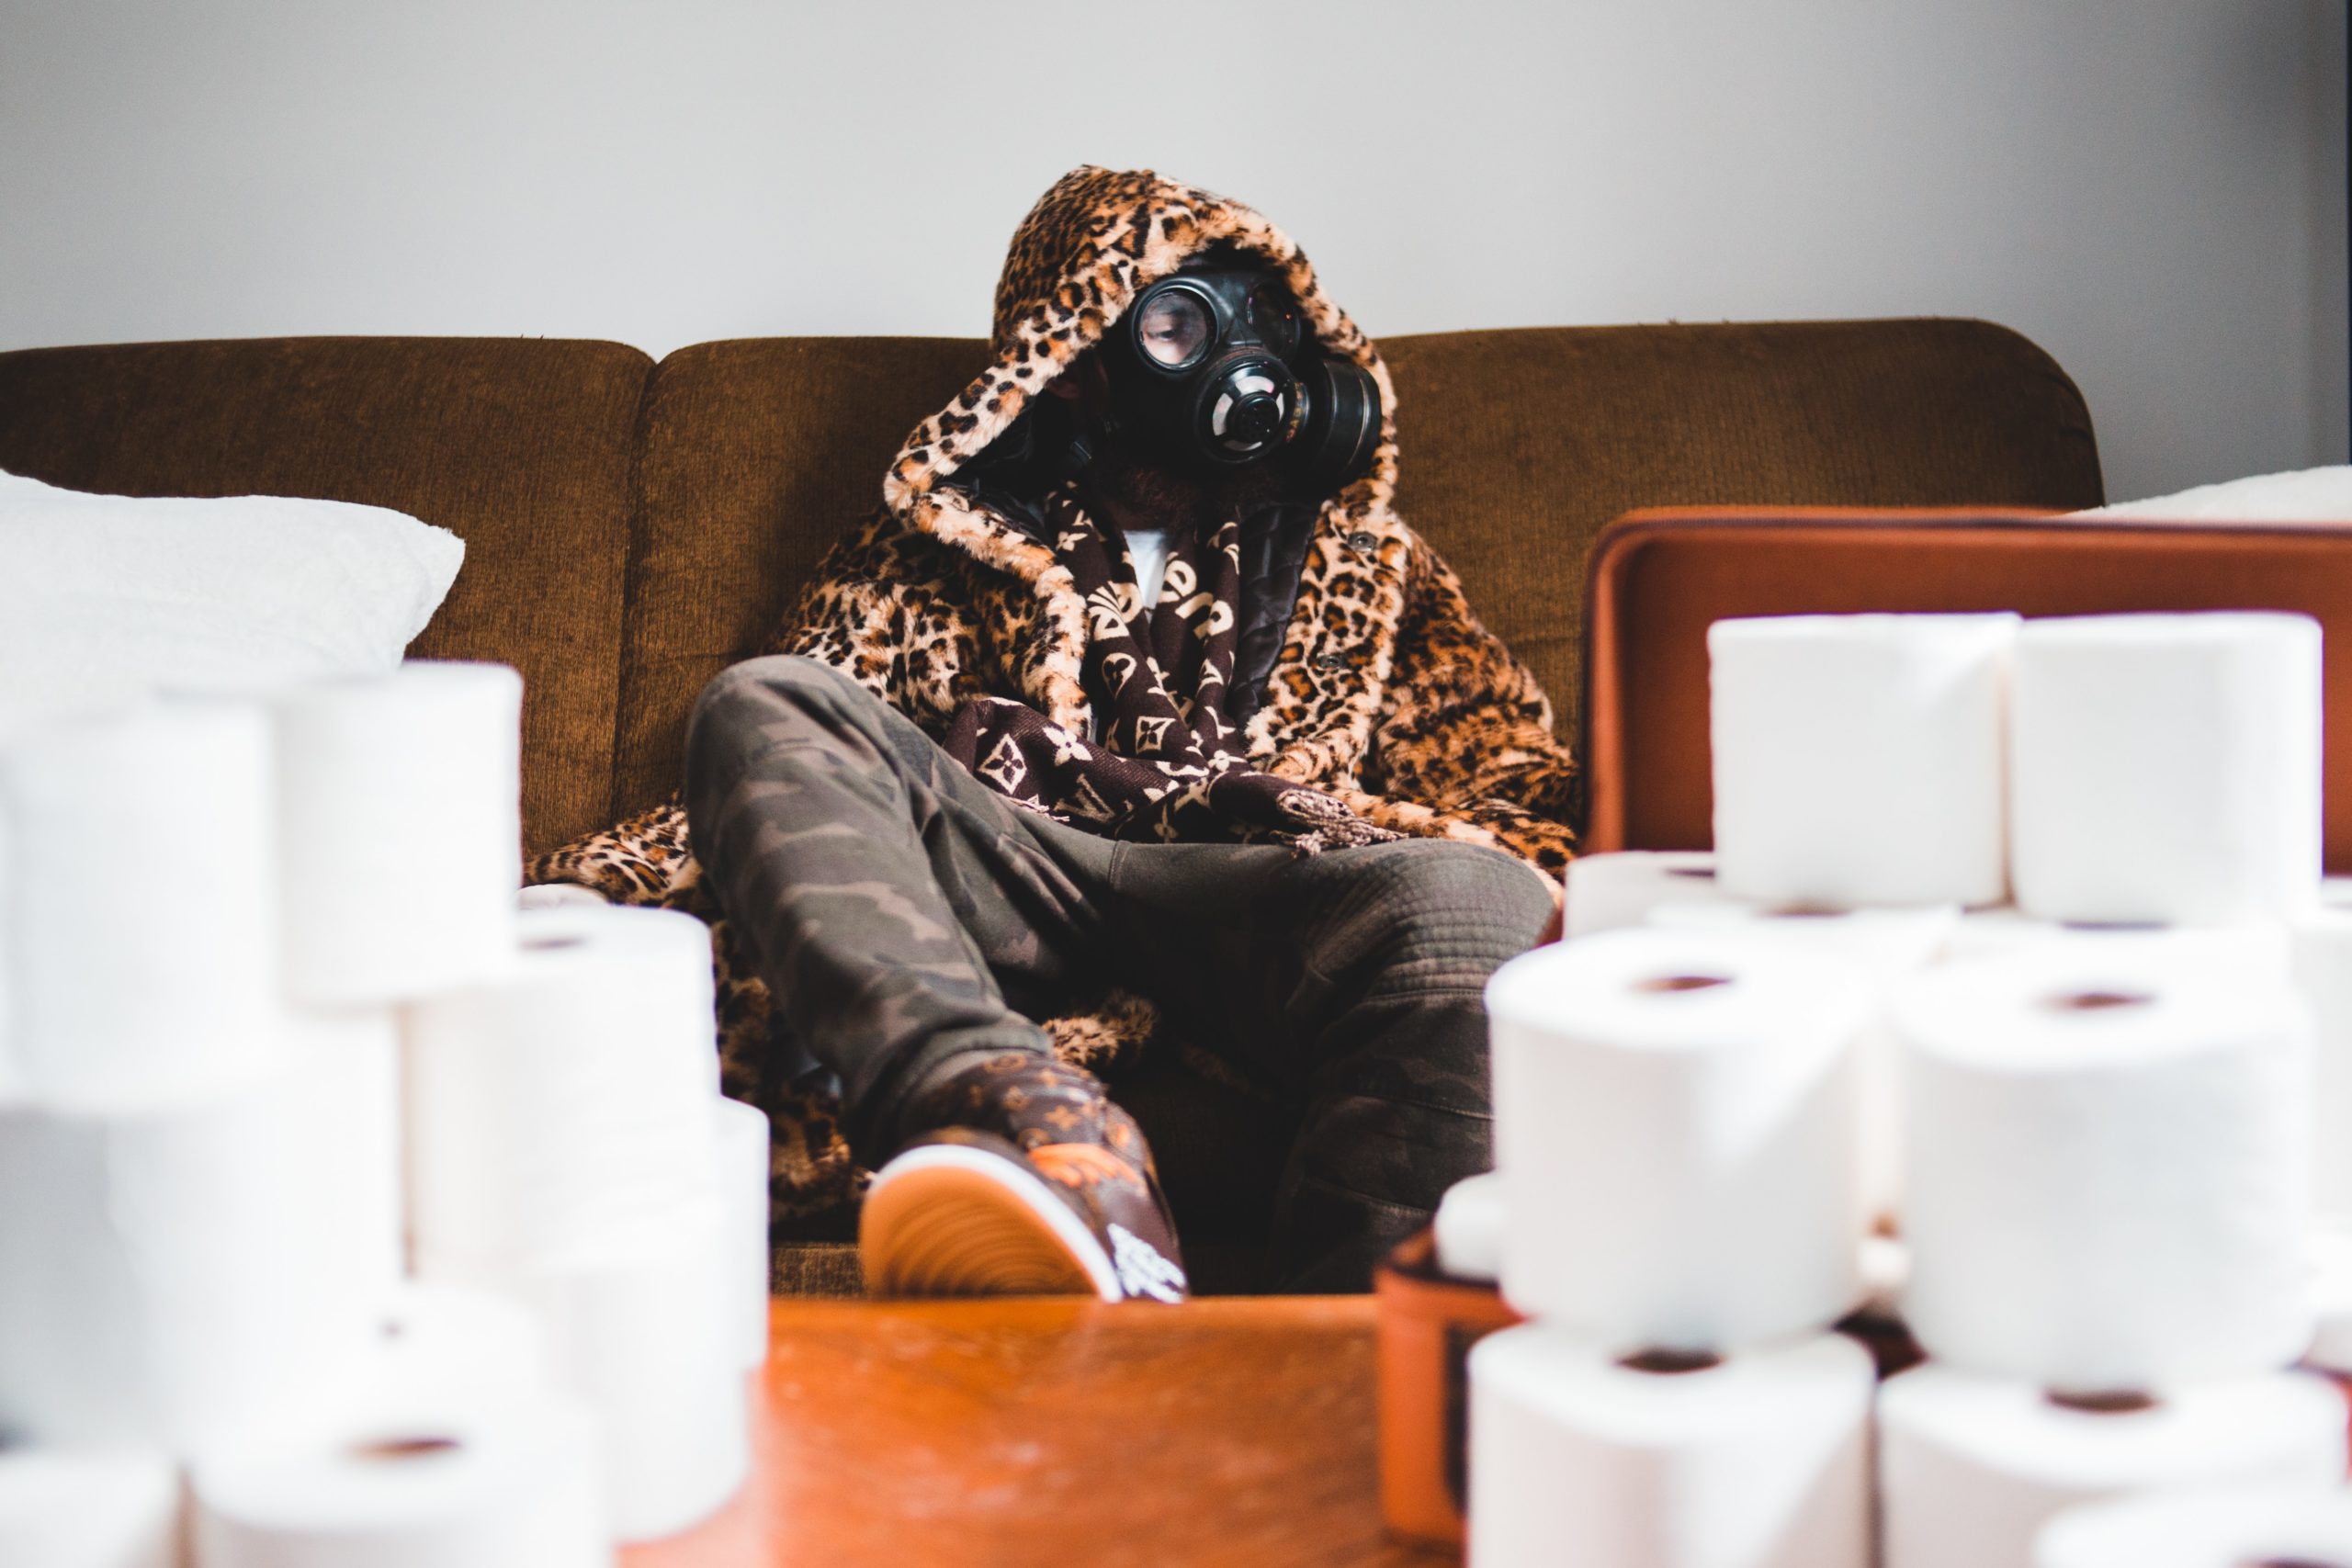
<box><xmin>1583</xmin><ymin>507</ymin><xmax>2352</xmax><ymax>874</ymax></box>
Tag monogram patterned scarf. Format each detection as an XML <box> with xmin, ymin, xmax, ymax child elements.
<box><xmin>943</xmin><ymin>492</ymin><xmax>1395</xmax><ymax>852</ymax></box>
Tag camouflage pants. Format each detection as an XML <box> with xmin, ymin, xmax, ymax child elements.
<box><xmin>684</xmin><ymin>655</ymin><xmax>1552</xmax><ymax>1291</ymax></box>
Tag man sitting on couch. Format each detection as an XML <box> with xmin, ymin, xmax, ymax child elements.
<box><xmin>526</xmin><ymin>165</ymin><xmax>1578</xmax><ymax>1296</ymax></box>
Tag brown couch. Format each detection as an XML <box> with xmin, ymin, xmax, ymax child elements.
<box><xmin>0</xmin><ymin>319</ymin><xmax>2104</xmax><ymax>1291</ymax></box>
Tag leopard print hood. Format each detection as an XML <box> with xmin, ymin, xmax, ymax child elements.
<box><xmin>882</xmin><ymin>165</ymin><xmax>1401</xmax><ymax>584</ymax></box>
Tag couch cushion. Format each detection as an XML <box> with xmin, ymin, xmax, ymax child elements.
<box><xmin>0</xmin><ymin>337</ymin><xmax>651</xmax><ymax>855</ymax></box>
<box><xmin>1381</xmin><ymin>317</ymin><xmax>2105</xmax><ymax>718</ymax></box>
<box><xmin>613</xmin><ymin>337</ymin><xmax>985</xmax><ymax>817</ymax></box>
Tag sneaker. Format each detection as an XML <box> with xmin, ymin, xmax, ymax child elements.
<box><xmin>859</xmin><ymin>1054</ymin><xmax>1188</xmax><ymax>1303</ymax></box>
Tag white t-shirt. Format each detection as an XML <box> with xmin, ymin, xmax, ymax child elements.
<box><xmin>1126</xmin><ymin>530</ymin><xmax>1173</xmax><ymax>613</ymax></box>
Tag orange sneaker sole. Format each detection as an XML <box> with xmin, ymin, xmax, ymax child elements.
<box><xmin>859</xmin><ymin>1142</ymin><xmax>1120</xmax><ymax>1300</ymax></box>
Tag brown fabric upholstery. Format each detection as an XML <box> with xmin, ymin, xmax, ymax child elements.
<box><xmin>0</xmin><ymin>337</ymin><xmax>652</xmax><ymax>855</ymax></box>
<box><xmin>1583</xmin><ymin>508</ymin><xmax>2352</xmax><ymax>872</ymax></box>
<box><xmin>611</xmin><ymin>338</ymin><xmax>988</xmax><ymax>818</ymax></box>
<box><xmin>1383</xmin><ymin>319</ymin><xmax>2104</xmax><ymax>716</ymax></box>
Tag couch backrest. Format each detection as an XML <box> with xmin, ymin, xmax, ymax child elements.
<box><xmin>611</xmin><ymin>338</ymin><xmax>983</xmax><ymax>821</ymax></box>
<box><xmin>0</xmin><ymin>320</ymin><xmax>2102</xmax><ymax>856</ymax></box>
<box><xmin>0</xmin><ymin>337</ymin><xmax>652</xmax><ymax>855</ymax></box>
<box><xmin>611</xmin><ymin>319</ymin><xmax>2103</xmax><ymax>822</ymax></box>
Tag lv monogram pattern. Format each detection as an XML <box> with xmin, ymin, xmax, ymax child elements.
<box><xmin>943</xmin><ymin>492</ymin><xmax>1394</xmax><ymax>852</ymax></box>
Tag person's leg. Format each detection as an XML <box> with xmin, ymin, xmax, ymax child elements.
<box><xmin>1107</xmin><ymin>837</ymin><xmax>1553</xmax><ymax>1292</ymax></box>
<box><xmin>683</xmin><ymin>655</ymin><xmax>1115</xmax><ymax>1156</ymax></box>
<box><xmin>684</xmin><ymin>655</ymin><xmax>1185</xmax><ymax>1299</ymax></box>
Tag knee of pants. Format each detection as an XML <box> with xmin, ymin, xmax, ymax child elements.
<box><xmin>693</xmin><ymin>653</ymin><xmax>859</xmax><ymax>722</ymax></box>
<box><xmin>1339</xmin><ymin>840</ymin><xmax>1555</xmax><ymax>978</ymax></box>
<box><xmin>688</xmin><ymin>655</ymin><xmax>872</xmax><ymax>766</ymax></box>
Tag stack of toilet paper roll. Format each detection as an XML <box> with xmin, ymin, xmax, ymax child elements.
<box><xmin>1881</xmin><ymin>950</ymin><xmax>2340</xmax><ymax>1567</ymax></box>
<box><xmin>1471</xmin><ymin>929</ymin><xmax>1882</xmax><ymax>1567</ymax></box>
<box><xmin>1469</xmin><ymin>609</ymin><xmax>2348</xmax><ymax>1566</ymax></box>
<box><xmin>0</xmin><ymin>660</ymin><xmax>769</xmax><ymax>1563</ymax></box>
<box><xmin>2033</xmin><ymin>1483</ymin><xmax>2352</xmax><ymax>1567</ymax></box>
<box><xmin>405</xmin><ymin>902</ymin><xmax>753</xmax><ymax>1542</ymax></box>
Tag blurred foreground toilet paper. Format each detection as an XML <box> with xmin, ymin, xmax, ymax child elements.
<box><xmin>2300</xmin><ymin>902</ymin><xmax>2352</xmax><ymax>1224</ymax></box>
<box><xmin>427</xmin><ymin>1220</ymin><xmax>749</xmax><ymax>1543</ymax></box>
<box><xmin>1486</xmin><ymin>930</ymin><xmax>1868</xmax><ymax>1347</ymax></box>
<box><xmin>2009</xmin><ymin>613</ymin><xmax>2322</xmax><ymax>925</ymax></box>
<box><xmin>1</xmin><ymin>701</ymin><xmax>282</xmax><ymax>1108</ymax></box>
<box><xmin>1468</xmin><ymin>1326</ymin><xmax>1871</xmax><ymax>1568</ymax></box>
<box><xmin>1562</xmin><ymin>852</ymin><xmax>1727</xmax><ymax>939</ymax></box>
<box><xmin>2304</xmin><ymin>1228</ymin><xmax>2352</xmax><ymax>1373</ymax></box>
<box><xmin>1896</xmin><ymin>950</ymin><xmax>2312</xmax><ymax>1387</ymax></box>
<box><xmin>717</xmin><ymin>1095</ymin><xmax>773</xmax><ymax>1371</ymax></box>
<box><xmin>0</xmin><ymin>1442</ymin><xmax>180</xmax><ymax>1568</ymax></box>
<box><xmin>0</xmin><ymin>1024</ymin><xmax>402</xmax><ymax>1448</ymax></box>
<box><xmin>1649</xmin><ymin>899</ymin><xmax>1956</xmax><ymax>1223</ymax></box>
<box><xmin>1709</xmin><ymin>613</ymin><xmax>2014</xmax><ymax>908</ymax></box>
<box><xmin>409</xmin><ymin>905</ymin><xmax>745</xmax><ymax>1540</ymax></box>
<box><xmin>190</xmin><ymin>1386</ymin><xmax>609</xmax><ymax>1568</ymax></box>
<box><xmin>1432</xmin><ymin>1171</ymin><xmax>1504</xmax><ymax>1283</ymax></box>
<box><xmin>405</xmin><ymin>905</ymin><xmax>723</xmax><ymax>1268</ymax></box>
<box><xmin>1944</xmin><ymin>908</ymin><xmax>2295</xmax><ymax>978</ymax></box>
<box><xmin>276</xmin><ymin>662</ymin><xmax>522</xmax><ymax>1006</ymax></box>
<box><xmin>1878</xmin><ymin>1364</ymin><xmax>2346</xmax><ymax>1568</ymax></box>
<box><xmin>2034</xmin><ymin>1483</ymin><xmax>2352</xmax><ymax>1568</ymax></box>
<box><xmin>354</xmin><ymin>1282</ymin><xmax>556</xmax><ymax>1410</ymax></box>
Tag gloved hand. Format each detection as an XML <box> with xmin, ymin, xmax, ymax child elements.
<box><xmin>516</xmin><ymin>882</ymin><xmax>610</xmax><ymax>911</ymax></box>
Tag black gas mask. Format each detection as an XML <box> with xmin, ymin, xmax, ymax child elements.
<box><xmin>1098</xmin><ymin>265</ymin><xmax>1382</xmax><ymax>491</ymax></box>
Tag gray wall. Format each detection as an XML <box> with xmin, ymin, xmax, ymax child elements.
<box><xmin>1</xmin><ymin>0</ymin><xmax>2342</xmax><ymax>502</ymax></box>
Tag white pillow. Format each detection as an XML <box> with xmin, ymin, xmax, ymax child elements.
<box><xmin>2072</xmin><ymin>466</ymin><xmax>2352</xmax><ymax>522</ymax></box>
<box><xmin>0</xmin><ymin>469</ymin><xmax>464</xmax><ymax>713</ymax></box>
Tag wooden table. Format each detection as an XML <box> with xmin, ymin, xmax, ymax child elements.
<box><xmin>624</xmin><ymin>1295</ymin><xmax>1453</xmax><ymax>1568</ymax></box>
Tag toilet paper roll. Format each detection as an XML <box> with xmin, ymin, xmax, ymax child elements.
<box><xmin>1485</xmin><ymin>930</ymin><xmax>1871</xmax><ymax>1347</ymax></box>
<box><xmin>2304</xmin><ymin>1228</ymin><xmax>2352</xmax><ymax>1374</ymax></box>
<box><xmin>189</xmin><ymin>1385</ymin><xmax>608</xmax><ymax>1568</ymax></box>
<box><xmin>2035</xmin><ymin>1484</ymin><xmax>2352</xmax><ymax>1568</ymax></box>
<box><xmin>0</xmin><ymin>817</ymin><xmax>17</xmax><ymax>1110</ymax></box>
<box><xmin>1432</xmin><ymin>1171</ymin><xmax>1505</xmax><ymax>1283</ymax></box>
<box><xmin>288</xmin><ymin>1005</ymin><xmax>406</xmax><ymax>1307</ymax></box>
<box><xmin>0</xmin><ymin>1441</ymin><xmax>181</xmax><ymax>1568</ymax></box>
<box><xmin>2301</xmin><ymin>906</ymin><xmax>2352</xmax><ymax>1224</ymax></box>
<box><xmin>1650</xmin><ymin>900</ymin><xmax>1959</xmax><ymax>1224</ymax></box>
<box><xmin>1467</xmin><ymin>1325</ymin><xmax>1871</xmax><ymax>1568</ymax></box>
<box><xmin>716</xmin><ymin>1095</ymin><xmax>773</xmax><ymax>1371</ymax></box>
<box><xmin>405</xmin><ymin>905</ymin><xmax>723</xmax><ymax>1269</ymax></box>
<box><xmin>1859</xmin><ymin>1235</ymin><xmax>1911</xmax><ymax>1318</ymax></box>
<box><xmin>424</xmin><ymin>1216</ymin><xmax>750</xmax><ymax>1543</ymax></box>
<box><xmin>275</xmin><ymin>663</ymin><xmax>522</xmax><ymax>1006</ymax></box>
<box><xmin>1878</xmin><ymin>1364</ymin><xmax>2347</xmax><ymax>1568</ymax></box>
<box><xmin>355</xmin><ymin>1282</ymin><xmax>556</xmax><ymax>1409</ymax></box>
<box><xmin>1896</xmin><ymin>951</ymin><xmax>2313</xmax><ymax>1387</ymax></box>
<box><xmin>2011</xmin><ymin>612</ymin><xmax>2324</xmax><ymax>925</ymax></box>
<box><xmin>1946</xmin><ymin>907</ymin><xmax>2296</xmax><ymax>978</ymax></box>
<box><xmin>0</xmin><ymin>1024</ymin><xmax>406</xmax><ymax>1448</ymax></box>
<box><xmin>0</xmin><ymin>700</ymin><xmax>283</xmax><ymax>1109</ymax></box>
<box><xmin>1709</xmin><ymin>613</ymin><xmax>2015</xmax><ymax>908</ymax></box>
<box><xmin>1562</xmin><ymin>851</ymin><xmax>1727</xmax><ymax>939</ymax></box>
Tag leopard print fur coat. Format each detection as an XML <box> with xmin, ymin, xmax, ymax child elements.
<box><xmin>530</xmin><ymin>165</ymin><xmax>1579</xmax><ymax>1219</ymax></box>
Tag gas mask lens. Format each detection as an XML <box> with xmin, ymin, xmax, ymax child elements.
<box><xmin>1135</xmin><ymin>289</ymin><xmax>1213</xmax><ymax>367</ymax></box>
<box><xmin>1103</xmin><ymin>265</ymin><xmax>1382</xmax><ymax>490</ymax></box>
